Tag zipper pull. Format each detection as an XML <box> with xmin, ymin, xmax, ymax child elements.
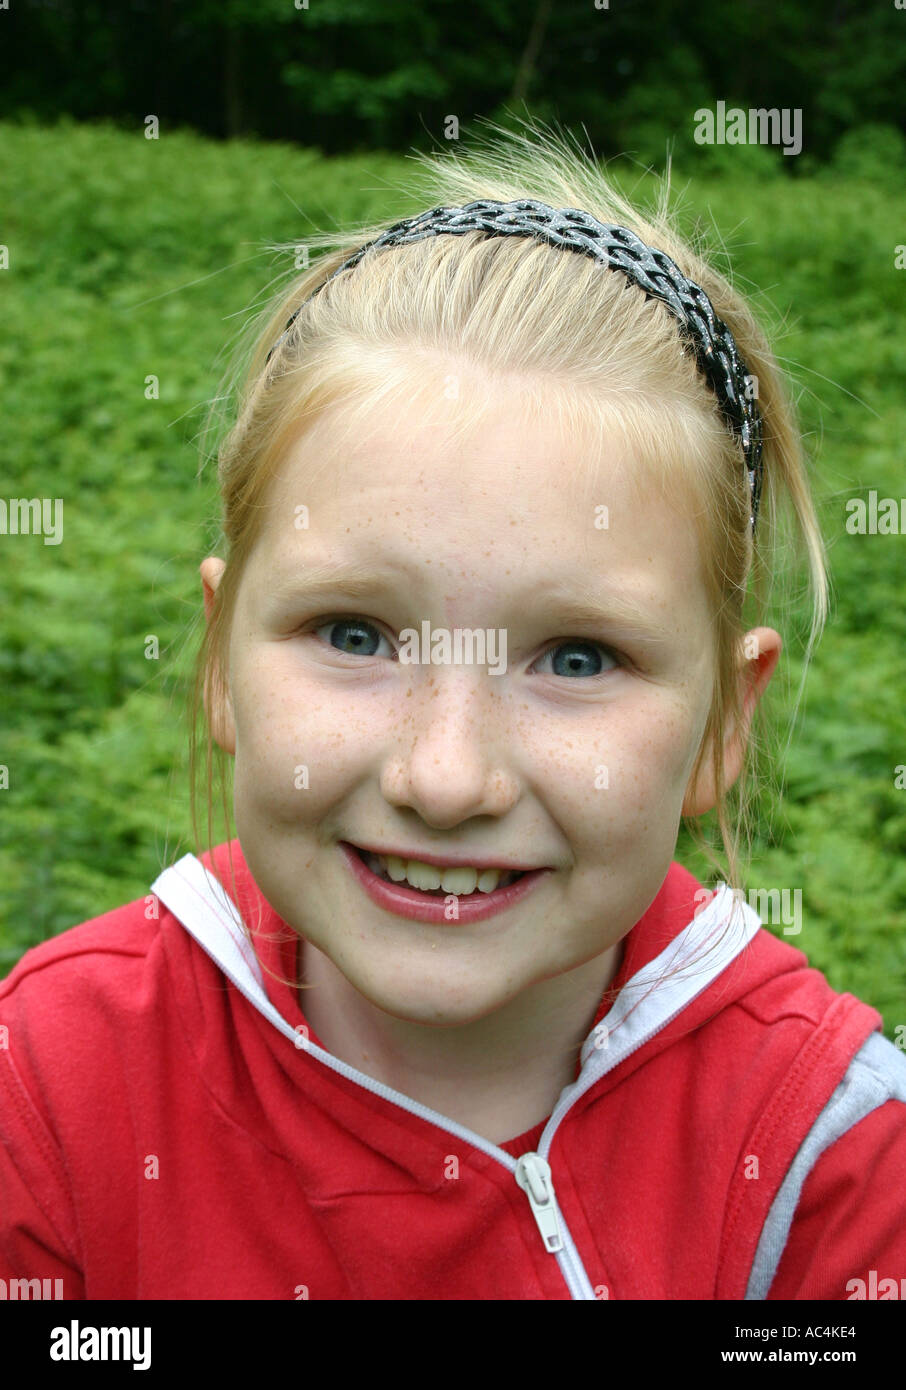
<box><xmin>514</xmin><ymin>1152</ymin><xmax>564</xmax><ymax>1253</ymax></box>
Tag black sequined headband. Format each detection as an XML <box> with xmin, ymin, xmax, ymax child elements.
<box><xmin>266</xmin><ymin>198</ymin><xmax>764</xmax><ymax>530</ymax></box>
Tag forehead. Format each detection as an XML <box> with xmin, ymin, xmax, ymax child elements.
<box><xmin>249</xmin><ymin>373</ymin><xmax>709</xmax><ymax>614</ymax></box>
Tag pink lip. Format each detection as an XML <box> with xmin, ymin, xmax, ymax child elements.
<box><xmin>349</xmin><ymin>842</ymin><xmax>539</xmax><ymax>872</ymax></box>
<box><xmin>340</xmin><ymin>842</ymin><xmax>551</xmax><ymax>925</ymax></box>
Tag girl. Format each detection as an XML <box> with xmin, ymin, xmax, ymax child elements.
<box><xmin>2</xmin><ymin>120</ymin><xmax>904</xmax><ymax>1301</ymax></box>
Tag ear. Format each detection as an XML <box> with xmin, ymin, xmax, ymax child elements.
<box><xmin>681</xmin><ymin>627</ymin><xmax>782</xmax><ymax>817</ymax></box>
<box><xmin>200</xmin><ymin>557</ymin><xmax>236</xmax><ymax>756</ymax></box>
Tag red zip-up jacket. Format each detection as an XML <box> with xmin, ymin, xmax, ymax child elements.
<box><xmin>1</xmin><ymin>840</ymin><xmax>905</xmax><ymax>1300</ymax></box>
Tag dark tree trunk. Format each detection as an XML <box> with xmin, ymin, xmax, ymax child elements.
<box><xmin>224</xmin><ymin>20</ymin><xmax>242</xmax><ymax>138</ymax></box>
<box><xmin>509</xmin><ymin>0</ymin><xmax>553</xmax><ymax>107</ymax></box>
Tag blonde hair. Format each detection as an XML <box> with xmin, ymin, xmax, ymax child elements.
<box><xmin>190</xmin><ymin>115</ymin><xmax>828</xmax><ymax>954</ymax></box>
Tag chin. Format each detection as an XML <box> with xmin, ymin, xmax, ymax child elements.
<box><xmin>353</xmin><ymin>966</ymin><xmax>513</xmax><ymax>1028</ymax></box>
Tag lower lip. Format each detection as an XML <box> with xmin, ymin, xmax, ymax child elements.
<box><xmin>340</xmin><ymin>843</ymin><xmax>551</xmax><ymax>924</ymax></box>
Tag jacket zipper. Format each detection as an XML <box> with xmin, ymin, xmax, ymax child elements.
<box><xmin>514</xmin><ymin>1152</ymin><xmax>564</xmax><ymax>1252</ymax></box>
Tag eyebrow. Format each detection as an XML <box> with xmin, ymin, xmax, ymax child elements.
<box><xmin>265</xmin><ymin>561</ymin><xmax>674</xmax><ymax>643</ymax></box>
<box><xmin>266</xmin><ymin>561</ymin><xmax>412</xmax><ymax>605</ymax></box>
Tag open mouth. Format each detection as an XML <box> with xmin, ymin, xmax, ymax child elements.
<box><xmin>348</xmin><ymin>844</ymin><xmax>527</xmax><ymax>897</ymax></box>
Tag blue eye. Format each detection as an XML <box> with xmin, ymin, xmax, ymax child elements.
<box><xmin>313</xmin><ymin>617</ymin><xmax>394</xmax><ymax>658</ymax></box>
<box><xmin>534</xmin><ymin>641</ymin><xmax>620</xmax><ymax>678</ymax></box>
<box><xmin>308</xmin><ymin>618</ymin><xmax>623</xmax><ymax>679</ymax></box>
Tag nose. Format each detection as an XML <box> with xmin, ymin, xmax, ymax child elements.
<box><xmin>379</xmin><ymin>667</ymin><xmax>520</xmax><ymax>828</ymax></box>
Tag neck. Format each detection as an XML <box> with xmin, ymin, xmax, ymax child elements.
<box><xmin>296</xmin><ymin>936</ymin><xmax>623</xmax><ymax>1145</ymax></box>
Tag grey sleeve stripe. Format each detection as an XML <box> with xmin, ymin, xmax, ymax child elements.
<box><xmin>745</xmin><ymin>1031</ymin><xmax>906</xmax><ymax>1300</ymax></box>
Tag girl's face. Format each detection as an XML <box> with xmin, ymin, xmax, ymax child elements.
<box><xmin>211</xmin><ymin>369</ymin><xmax>723</xmax><ymax>1026</ymax></box>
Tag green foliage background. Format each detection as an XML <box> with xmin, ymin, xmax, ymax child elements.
<box><xmin>1</xmin><ymin>118</ymin><xmax>904</xmax><ymax>1038</ymax></box>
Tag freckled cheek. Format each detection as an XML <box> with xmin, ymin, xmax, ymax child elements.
<box><xmin>625</xmin><ymin>711</ymin><xmax>700</xmax><ymax>796</ymax></box>
<box><xmin>230</xmin><ymin>658</ymin><xmax>388</xmax><ymax>817</ymax></box>
<box><xmin>527</xmin><ymin>702</ymin><xmax>700</xmax><ymax>844</ymax></box>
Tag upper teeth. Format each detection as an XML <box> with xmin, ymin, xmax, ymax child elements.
<box><xmin>364</xmin><ymin>852</ymin><xmax>521</xmax><ymax>895</ymax></box>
